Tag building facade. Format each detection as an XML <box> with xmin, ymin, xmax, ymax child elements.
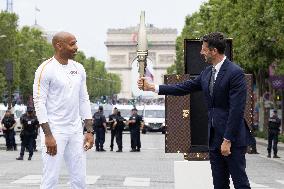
<box><xmin>105</xmin><ymin>25</ymin><xmax>177</xmax><ymax>99</ymax></box>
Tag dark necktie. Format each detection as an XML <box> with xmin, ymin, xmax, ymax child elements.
<box><xmin>209</xmin><ymin>67</ymin><xmax>216</xmax><ymax>96</ymax></box>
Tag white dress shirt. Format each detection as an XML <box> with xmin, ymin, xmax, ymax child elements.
<box><xmin>213</xmin><ymin>56</ymin><xmax>226</xmax><ymax>80</ymax></box>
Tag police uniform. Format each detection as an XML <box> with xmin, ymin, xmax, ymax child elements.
<box><xmin>93</xmin><ymin>109</ymin><xmax>106</xmax><ymax>151</ymax></box>
<box><xmin>109</xmin><ymin>113</ymin><xmax>117</xmax><ymax>151</ymax></box>
<box><xmin>115</xmin><ymin>112</ymin><xmax>125</xmax><ymax>152</ymax></box>
<box><xmin>1</xmin><ymin>113</ymin><xmax>16</xmax><ymax>151</ymax></box>
<box><xmin>267</xmin><ymin>111</ymin><xmax>281</xmax><ymax>158</ymax></box>
<box><xmin>16</xmin><ymin>108</ymin><xmax>39</xmax><ymax>160</ymax></box>
<box><xmin>128</xmin><ymin>110</ymin><xmax>143</xmax><ymax>152</ymax></box>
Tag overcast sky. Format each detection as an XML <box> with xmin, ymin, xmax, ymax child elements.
<box><xmin>0</xmin><ymin>0</ymin><xmax>206</xmax><ymax>61</ymax></box>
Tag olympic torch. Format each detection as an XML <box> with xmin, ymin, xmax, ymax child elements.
<box><xmin>137</xmin><ymin>11</ymin><xmax>148</xmax><ymax>90</ymax></box>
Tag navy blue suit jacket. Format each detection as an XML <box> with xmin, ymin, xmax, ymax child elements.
<box><xmin>159</xmin><ymin>59</ymin><xmax>250</xmax><ymax>149</ymax></box>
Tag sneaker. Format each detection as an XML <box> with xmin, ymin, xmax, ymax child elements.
<box><xmin>116</xmin><ymin>149</ymin><xmax>122</xmax><ymax>152</ymax></box>
<box><xmin>16</xmin><ymin>156</ymin><xmax>23</xmax><ymax>160</ymax></box>
<box><xmin>273</xmin><ymin>155</ymin><xmax>280</xmax><ymax>158</ymax></box>
<box><xmin>267</xmin><ymin>154</ymin><xmax>271</xmax><ymax>158</ymax></box>
<box><xmin>28</xmin><ymin>156</ymin><xmax>32</xmax><ymax>161</ymax></box>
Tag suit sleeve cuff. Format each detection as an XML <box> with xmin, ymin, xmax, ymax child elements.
<box><xmin>223</xmin><ymin>138</ymin><xmax>231</xmax><ymax>142</ymax></box>
<box><xmin>154</xmin><ymin>85</ymin><xmax>159</xmax><ymax>93</ymax></box>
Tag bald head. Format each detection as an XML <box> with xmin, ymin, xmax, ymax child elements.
<box><xmin>52</xmin><ymin>31</ymin><xmax>75</xmax><ymax>48</ymax></box>
<box><xmin>52</xmin><ymin>31</ymin><xmax>78</xmax><ymax>61</ymax></box>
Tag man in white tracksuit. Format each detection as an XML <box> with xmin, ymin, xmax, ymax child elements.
<box><xmin>33</xmin><ymin>31</ymin><xmax>94</xmax><ymax>189</ymax></box>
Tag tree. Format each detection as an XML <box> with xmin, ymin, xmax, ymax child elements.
<box><xmin>173</xmin><ymin>0</ymin><xmax>284</xmax><ymax>99</ymax></box>
<box><xmin>0</xmin><ymin>11</ymin><xmax>18</xmax><ymax>98</ymax></box>
<box><xmin>75</xmin><ymin>52</ymin><xmax>121</xmax><ymax>101</ymax></box>
<box><xmin>0</xmin><ymin>11</ymin><xmax>121</xmax><ymax>105</ymax></box>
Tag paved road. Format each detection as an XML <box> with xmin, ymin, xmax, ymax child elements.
<box><xmin>0</xmin><ymin>133</ymin><xmax>283</xmax><ymax>189</ymax></box>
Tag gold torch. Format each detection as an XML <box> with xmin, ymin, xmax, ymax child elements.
<box><xmin>137</xmin><ymin>11</ymin><xmax>148</xmax><ymax>90</ymax></box>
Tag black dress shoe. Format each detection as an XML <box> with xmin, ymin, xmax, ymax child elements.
<box><xmin>136</xmin><ymin>149</ymin><xmax>140</xmax><ymax>152</ymax></box>
<box><xmin>16</xmin><ymin>156</ymin><xmax>23</xmax><ymax>160</ymax></box>
<box><xmin>116</xmin><ymin>149</ymin><xmax>122</xmax><ymax>152</ymax></box>
<box><xmin>110</xmin><ymin>148</ymin><xmax>113</xmax><ymax>152</ymax></box>
<box><xmin>130</xmin><ymin>149</ymin><xmax>136</xmax><ymax>152</ymax></box>
<box><xmin>100</xmin><ymin>149</ymin><xmax>106</xmax><ymax>152</ymax></box>
<box><xmin>267</xmin><ymin>154</ymin><xmax>271</xmax><ymax>158</ymax></box>
<box><xmin>28</xmin><ymin>156</ymin><xmax>32</xmax><ymax>160</ymax></box>
<box><xmin>273</xmin><ymin>155</ymin><xmax>280</xmax><ymax>158</ymax></box>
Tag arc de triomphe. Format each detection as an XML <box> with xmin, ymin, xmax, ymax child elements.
<box><xmin>105</xmin><ymin>25</ymin><xmax>177</xmax><ymax>99</ymax></box>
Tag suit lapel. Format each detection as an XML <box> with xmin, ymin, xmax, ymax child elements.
<box><xmin>213</xmin><ymin>59</ymin><xmax>229</xmax><ymax>95</ymax></box>
<box><xmin>205</xmin><ymin>66</ymin><xmax>212</xmax><ymax>99</ymax></box>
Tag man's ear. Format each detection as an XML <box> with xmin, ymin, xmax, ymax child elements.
<box><xmin>56</xmin><ymin>42</ymin><xmax>63</xmax><ymax>50</ymax></box>
<box><xmin>212</xmin><ymin>48</ymin><xmax>218</xmax><ymax>55</ymax></box>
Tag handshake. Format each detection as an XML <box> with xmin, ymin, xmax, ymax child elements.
<box><xmin>137</xmin><ymin>77</ymin><xmax>156</xmax><ymax>92</ymax></box>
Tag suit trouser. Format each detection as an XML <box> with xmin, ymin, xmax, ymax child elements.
<box><xmin>209</xmin><ymin>147</ymin><xmax>251</xmax><ymax>189</ymax></box>
<box><xmin>40</xmin><ymin>132</ymin><xmax>86</xmax><ymax>189</ymax></box>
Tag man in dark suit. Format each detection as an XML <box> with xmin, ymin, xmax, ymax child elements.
<box><xmin>138</xmin><ymin>32</ymin><xmax>251</xmax><ymax>189</ymax></box>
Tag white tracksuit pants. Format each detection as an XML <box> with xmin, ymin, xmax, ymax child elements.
<box><xmin>40</xmin><ymin>132</ymin><xmax>86</xmax><ymax>189</ymax></box>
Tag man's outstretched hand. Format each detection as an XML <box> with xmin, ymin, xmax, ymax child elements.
<box><xmin>137</xmin><ymin>77</ymin><xmax>155</xmax><ymax>91</ymax></box>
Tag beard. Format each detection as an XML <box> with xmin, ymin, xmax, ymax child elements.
<box><xmin>204</xmin><ymin>55</ymin><xmax>213</xmax><ymax>64</ymax></box>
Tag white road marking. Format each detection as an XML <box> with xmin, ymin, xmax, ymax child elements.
<box><xmin>276</xmin><ymin>179</ymin><xmax>284</xmax><ymax>185</ymax></box>
<box><xmin>11</xmin><ymin>175</ymin><xmax>42</xmax><ymax>184</ymax></box>
<box><xmin>67</xmin><ymin>175</ymin><xmax>100</xmax><ymax>185</ymax></box>
<box><xmin>123</xmin><ymin>177</ymin><xmax>150</xmax><ymax>187</ymax></box>
<box><xmin>250</xmin><ymin>180</ymin><xmax>269</xmax><ymax>188</ymax></box>
<box><xmin>86</xmin><ymin>175</ymin><xmax>100</xmax><ymax>185</ymax></box>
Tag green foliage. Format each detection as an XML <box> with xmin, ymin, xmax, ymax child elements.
<box><xmin>279</xmin><ymin>134</ymin><xmax>284</xmax><ymax>143</ymax></box>
<box><xmin>255</xmin><ymin>130</ymin><xmax>268</xmax><ymax>140</ymax></box>
<box><xmin>173</xmin><ymin>0</ymin><xmax>284</xmax><ymax>97</ymax></box>
<box><xmin>74</xmin><ymin>52</ymin><xmax>121</xmax><ymax>101</ymax></box>
<box><xmin>0</xmin><ymin>11</ymin><xmax>121</xmax><ymax>105</ymax></box>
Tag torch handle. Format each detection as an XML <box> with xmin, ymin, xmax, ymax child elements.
<box><xmin>139</xmin><ymin>61</ymin><xmax>145</xmax><ymax>90</ymax></box>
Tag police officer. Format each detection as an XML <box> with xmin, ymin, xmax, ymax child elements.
<box><xmin>267</xmin><ymin>109</ymin><xmax>281</xmax><ymax>158</ymax></box>
<box><xmin>114</xmin><ymin>111</ymin><xmax>125</xmax><ymax>152</ymax></box>
<box><xmin>16</xmin><ymin>107</ymin><xmax>39</xmax><ymax>160</ymax></box>
<box><xmin>1</xmin><ymin>110</ymin><xmax>16</xmax><ymax>151</ymax></box>
<box><xmin>109</xmin><ymin>107</ymin><xmax>118</xmax><ymax>151</ymax></box>
<box><xmin>128</xmin><ymin>108</ymin><xmax>143</xmax><ymax>152</ymax></box>
<box><xmin>247</xmin><ymin>122</ymin><xmax>259</xmax><ymax>154</ymax></box>
<box><xmin>93</xmin><ymin>106</ymin><xmax>107</xmax><ymax>151</ymax></box>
